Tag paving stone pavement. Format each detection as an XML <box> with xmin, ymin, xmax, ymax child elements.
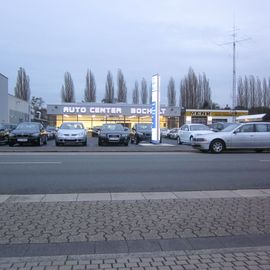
<box><xmin>1</xmin><ymin>197</ymin><xmax>270</xmax><ymax>244</ymax></box>
<box><xmin>0</xmin><ymin>247</ymin><xmax>270</xmax><ymax>270</ymax></box>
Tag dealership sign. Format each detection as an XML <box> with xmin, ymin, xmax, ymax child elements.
<box><xmin>151</xmin><ymin>74</ymin><xmax>160</xmax><ymax>144</ymax></box>
<box><xmin>61</xmin><ymin>106</ymin><xmax>166</xmax><ymax>115</ymax></box>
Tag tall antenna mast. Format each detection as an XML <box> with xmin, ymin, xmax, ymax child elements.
<box><xmin>232</xmin><ymin>24</ymin><xmax>236</xmax><ymax>110</ymax></box>
<box><xmin>220</xmin><ymin>23</ymin><xmax>250</xmax><ymax>114</ymax></box>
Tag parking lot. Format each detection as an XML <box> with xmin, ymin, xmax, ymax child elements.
<box><xmin>0</xmin><ymin>135</ymin><xmax>196</xmax><ymax>152</ymax></box>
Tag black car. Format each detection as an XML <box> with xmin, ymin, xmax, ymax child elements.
<box><xmin>0</xmin><ymin>124</ymin><xmax>10</xmax><ymax>144</ymax></box>
<box><xmin>98</xmin><ymin>124</ymin><xmax>130</xmax><ymax>146</ymax></box>
<box><xmin>9</xmin><ymin>122</ymin><xmax>48</xmax><ymax>146</ymax></box>
<box><xmin>130</xmin><ymin>123</ymin><xmax>152</xmax><ymax>144</ymax></box>
<box><xmin>91</xmin><ymin>126</ymin><xmax>101</xmax><ymax>137</ymax></box>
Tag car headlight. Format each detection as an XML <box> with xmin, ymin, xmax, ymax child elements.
<box><xmin>121</xmin><ymin>134</ymin><xmax>128</xmax><ymax>138</ymax></box>
<box><xmin>9</xmin><ymin>133</ymin><xmax>15</xmax><ymax>137</ymax></box>
<box><xmin>100</xmin><ymin>133</ymin><xmax>107</xmax><ymax>138</ymax></box>
<box><xmin>32</xmin><ymin>133</ymin><xmax>40</xmax><ymax>137</ymax></box>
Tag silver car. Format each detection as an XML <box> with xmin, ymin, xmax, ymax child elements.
<box><xmin>55</xmin><ymin>122</ymin><xmax>87</xmax><ymax>146</ymax></box>
<box><xmin>192</xmin><ymin>122</ymin><xmax>270</xmax><ymax>153</ymax></box>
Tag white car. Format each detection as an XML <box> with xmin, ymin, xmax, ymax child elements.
<box><xmin>55</xmin><ymin>122</ymin><xmax>87</xmax><ymax>146</ymax></box>
<box><xmin>177</xmin><ymin>124</ymin><xmax>213</xmax><ymax>144</ymax></box>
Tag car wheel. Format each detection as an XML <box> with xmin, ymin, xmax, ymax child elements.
<box><xmin>55</xmin><ymin>141</ymin><xmax>60</xmax><ymax>146</ymax></box>
<box><xmin>98</xmin><ymin>139</ymin><xmax>103</xmax><ymax>146</ymax></box>
<box><xmin>177</xmin><ymin>136</ymin><xmax>182</xmax><ymax>145</ymax></box>
<box><xmin>255</xmin><ymin>149</ymin><xmax>263</xmax><ymax>153</ymax></box>
<box><xmin>130</xmin><ymin>139</ymin><xmax>134</xmax><ymax>144</ymax></box>
<box><xmin>124</xmin><ymin>141</ymin><xmax>129</xmax><ymax>146</ymax></box>
<box><xmin>135</xmin><ymin>135</ymin><xmax>139</xmax><ymax>145</ymax></box>
<box><xmin>83</xmin><ymin>140</ymin><xmax>87</xmax><ymax>146</ymax></box>
<box><xmin>44</xmin><ymin>137</ymin><xmax>47</xmax><ymax>145</ymax></box>
<box><xmin>210</xmin><ymin>140</ymin><xmax>225</xmax><ymax>153</ymax></box>
<box><xmin>189</xmin><ymin>136</ymin><xmax>193</xmax><ymax>144</ymax></box>
<box><xmin>9</xmin><ymin>142</ymin><xmax>14</xmax><ymax>147</ymax></box>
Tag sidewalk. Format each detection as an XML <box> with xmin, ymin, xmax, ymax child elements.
<box><xmin>1</xmin><ymin>190</ymin><xmax>270</xmax><ymax>268</ymax></box>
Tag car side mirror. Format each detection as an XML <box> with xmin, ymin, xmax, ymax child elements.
<box><xmin>233</xmin><ymin>130</ymin><xmax>239</xmax><ymax>134</ymax></box>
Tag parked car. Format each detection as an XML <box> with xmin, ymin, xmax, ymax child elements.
<box><xmin>177</xmin><ymin>124</ymin><xmax>213</xmax><ymax>144</ymax></box>
<box><xmin>46</xmin><ymin>126</ymin><xmax>57</xmax><ymax>139</ymax></box>
<box><xmin>209</xmin><ymin>122</ymin><xmax>234</xmax><ymax>132</ymax></box>
<box><xmin>55</xmin><ymin>122</ymin><xmax>87</xmax><ymax>146</ymax></box>
<box><xmin>98</xmin><ymin>124</ymin><xmax>130</xmax><ymax>146</ymax></box>
<box><xmin>192</xmin><ymin>122</ymin><xmax>270</xmax><ymax>153</ymax></box>
<box><xmin>91</xmin><ymin>126</ymin><xmax>101</xmax><ymax>137</ymax></box>
<box><xmin>0</xmin><ymin>123</ymin><xmax>11</xmax><ymax>144</ymax></box>
<box><xmin>130</xmin><ymin>123</ymin><xmax>152</xmax><ymax>144</ymax></box>
<box><xmin>8</xmin><ymin>122</ymin><xmax>48</xmax><ymax>146</ymax></box>
<box><xmin>168</xmin><ymin>128</ymin><xmax>180</xmax><ymax>139</ymax></box>
<box><xmin>160</xmin><ymin>128</ymin><xmax>170</xmax><ymax>137</ymax></box>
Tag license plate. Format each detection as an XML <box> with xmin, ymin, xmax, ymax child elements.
<box><xmin>17</xmin><ymin>138</ymin><xmax>28</xmax><ymax>142</ymax></box>
<box><xmin>109</xmin><ymin>138</ymin><xmax>119</xmax><ymax>141</ymax></box>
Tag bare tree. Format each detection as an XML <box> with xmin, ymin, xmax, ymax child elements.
<box><xmin>14</xmin><ymin>67</ymin><xmax>30</xmax><ymax>101</ymax></box>
<box><xmin>262</xmin><ymin>78</ymin><xmax>268</xmax><ymax>108</ymax></box>
<box><xmin>249</xmin><ymin>75</ymin><xmax>256</xmax><ymax>108</ymax></box>
<box><xmin>180</xmin><ymin>68</ymin><xmax>212</xmax><ymax>109</ymax></box>
<box><xmin>167</xmin><ymin>77</ymin><xmax>176</xmax><ymax>106</ymax></box>
<box><xmin>61</xmin><ymin>72</ymin><xmax>75</xmax><ymax>102</ymax></box>
<box><xmin>256</xmin><ymin>77</ymin><xmax>263</xmax><ymax>108</ymax></box>
<box><xmin>237</xmin><ymin>77</ymin><xmax>245</xmax><ymax>108</ymax></box>
<box><xmin>132</xmin><ymin>81</ymin><xmax>139</xmax><ymax>104</ymax></box>
<box><xmin>117</xmin><ymin>69</ymin><xmax>127</xmax><ymax>103</ymax></box>
<box><xmin>243</xmin><ymin>76</ymin><xmax>249</xmax><ymax>109</ymax></box>
<box><xmin>201</xmin><ymin>73</ymin><xmax>211</xmax><ymax>108</ymax></box>
<box><xmin>141</xmin><ymin>78</ymin><xmax>148</xmax><ymax>104</ymax></box>
<box><xmin>149</xmin><ymin>82</ymin><xmax>152</xmax><ymax>104</ymax></box>
<box><xmin>103</xmin><ymin>71</ymin><xmax>114</xmax><ymax>103</ymax></box>
<box><xmin>84</xmin><ymin>69</ymin><xmax>96</xmax><ymax>102</ymax></box>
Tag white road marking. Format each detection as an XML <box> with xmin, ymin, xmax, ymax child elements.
<box><xmin>0</xmin><ymin>161</ymin><xmax>62</xmax><ymax>165</ymax></box>
<box><xmin>139</xmin><ymin>143</ymin><xmax>175</xmax><ymax>146</ymax></box>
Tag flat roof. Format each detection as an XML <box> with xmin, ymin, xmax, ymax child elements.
<box><xmin>0</xmin><ymin>73</ymin><xmax>8</xmax><ymax>79</ymax></box>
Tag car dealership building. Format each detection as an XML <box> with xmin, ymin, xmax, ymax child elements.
<box><xmin>47</xmin><ymin>103</ymin><xmax>248</xmax><ymax>129</ymax></box>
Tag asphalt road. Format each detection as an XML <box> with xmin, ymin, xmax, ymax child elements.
<box><xmin>0</xmin><ymin>152</ymin><xmax>270</xmax><ymax>194</ymax></box>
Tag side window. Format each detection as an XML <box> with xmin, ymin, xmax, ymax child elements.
<box><xmin>181</xmin><ymin>125</ymin><xmax>186</xmax><ymax>131</ymax></box>
<box><xmin>184</xmin><ymin>126</ymin><xmax>189</xmax><ymax>131</ymax></box>
<box><xmin>239</xmin><ymin>124</ymin><xmax>254</xmax><ymax>133</ymax></box>
<box><xmin>256</xmin><ymin>124</ymin><xmax>268</xmax><ymax>132</ymax></box>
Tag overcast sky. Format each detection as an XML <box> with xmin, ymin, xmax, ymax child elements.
<box><xmin>1</xmin><ymin>0</ymin><xmax>270</xmax><ymax>107</ymax></box>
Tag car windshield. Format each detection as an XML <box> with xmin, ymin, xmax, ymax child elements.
<box><xmin>16</xmin><ymin>123</ymin><xmax>40</xmax><ymax>131</ymax></box>
<box><xmin>137</xmin><ymin>124</ymin><xmax>151</xmax><ymax>131</ymax></box>
<box><xmin>46</xmin><ymin>126</ymin><xmax>55</xmax><ymax>131</ymax></box>
<box><xmin>60</xmin><ymin>123</ymin><xmax>84</xmax><ymax>129</ymax></box>
<box><xmin>101</xmin><ymin>124</ymin><xmax>124</xmax><ymax>131</ymax></box>
<box><xmin>190</xmin><ymin>125</ymin><xmax>210</xmax><ymax>131</ymax></box>
<box><xmin>222</xmin><ymin>123</ymin><xmax>240</xmax><ymax>132</ymax></box>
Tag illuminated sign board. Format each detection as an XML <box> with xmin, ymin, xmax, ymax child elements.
<box><xmin>151</xmin><ymin>74</ymin><xmax>160</xmax><ymax>144</ymax></box>
<box><xmin>61</xmin><ymin>106</ymin><xmax>166</xmax><ymax>115</ymax></box>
